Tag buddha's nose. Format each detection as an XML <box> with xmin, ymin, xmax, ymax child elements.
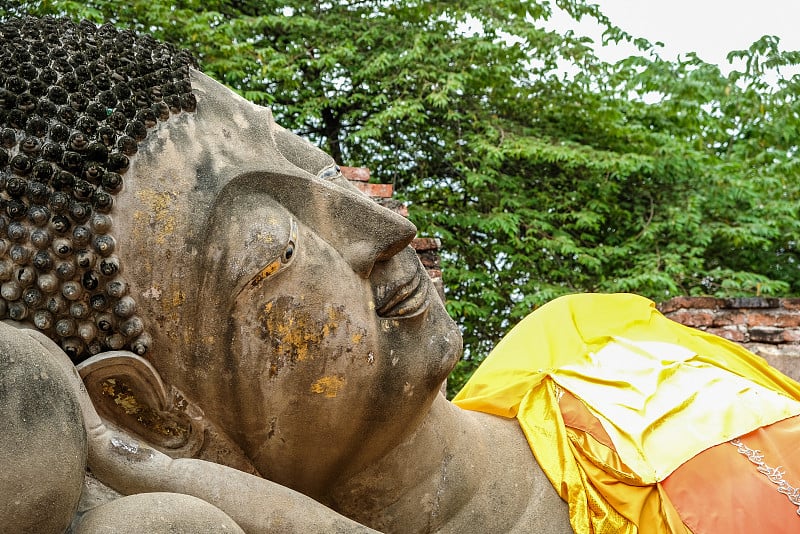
<box><xmin>329</xmin><ymin>192</ymin><xmax>417</xmax><ymax>278</ymax></box>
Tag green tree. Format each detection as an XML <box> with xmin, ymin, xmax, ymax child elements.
<box><xmin>6</xmin><ymin>1</ymin><xmax>800</xmax><ymax>396</ymax></box>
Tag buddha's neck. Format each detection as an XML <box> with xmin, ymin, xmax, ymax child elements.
<box><xmin>327</xmin><ymin>394</ymin><xmax>559</xmax><ymax>533</ymax></box>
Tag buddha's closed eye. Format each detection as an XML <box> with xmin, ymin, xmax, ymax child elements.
<box><xmin>235</xmin><ymin>218</ymin><xmax>298</xmax><ymax>298</ymax></box>
<box><xmin>316</xmin><ymin>164</ymin><xmax>341</xmax><ymax>181</ymax></box>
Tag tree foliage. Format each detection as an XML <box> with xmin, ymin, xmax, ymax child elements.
<box><xmin>6</xmin><ymin>1</ymin><xmax>800</xmax><ymax>396</ymax></box>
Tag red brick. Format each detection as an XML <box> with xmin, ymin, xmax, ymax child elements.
<box><xmin>782</xmin><ymin>329</ymin><xmax>800</xmax><ymax>343</ymax></box>
<box><xmin>426</xmin><ymin>269</ymin><xmax>442</xmax><ymax>280</ymax></box>
<box><xmin>354</xmin><ymin>182</ymin><xmax>393</xmax><ymax>198</ymax></box>
<box><xmin>746</xmin><ymin>312</ymin><xmax>800</xmax><ymax>328</ymax></box>
<box><xmin>393</xmin><ymin>205</ymin><xmax>409</xmax><ymax>217</ymax></box>
<box><xmin>417</xmin><ymin>253</ymin><xmax>440</xmax><ymax>269</ymax></box>
<box><xmin>781</xmin><ymin>298</ymin><xmax>800</xmax><ymax>310</ymax></box>
<box><xmin>658</xmin><ymin>296</ymin><xmax>720</xmax><ymax>314</ymax></box>
<box><xmin>412</xmin><ymin>238</ymin><xmax>441</xmax><ymax>251</ymax></box>
<box><xmin>340</xmin><ymin>166</ymin><xmax>370</xmax><ymax>182</ymax></box>
<box><xmin>706</xmin><ymin>327</ymin><xmax>747</xmax><ymax>342</ymax></box>
<box><xmin>711</xmin><ymin>310</ymin><xmax>747</xmax><ymax>327</ymax></box>
<box><xmin>747</xmin><ymin>312</ymin><xmax>781</xmax><ymax>327</ymax></box>
<box><xmin>665</xmin><ymin>309</ymin><xmax>715</xmax><ymax>327</ymax></box>
<box><xmin>774</xmin><ymin>314</ymin><xmax>800</xmax><ymax>328</ymax></box>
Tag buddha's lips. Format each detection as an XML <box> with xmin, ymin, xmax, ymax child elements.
<box><xmin>375</xmin><ymin>267</ymin><xmax>431</xmax><ymax>319</ymax></box>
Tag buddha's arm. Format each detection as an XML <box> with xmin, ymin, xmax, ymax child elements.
<box><xmin>86</xmin><ymin>425</ymin><xmax>380</xmax><ymax>533</ymax></box>
<box><xmin>22</xmin><ymin>327</ymin><xmax>379</xmax><ymax>534</ymax></box>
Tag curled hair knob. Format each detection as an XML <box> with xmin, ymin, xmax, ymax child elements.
<box><xmin>90</xmin><ymin>293</ymin><xmax>108</xmax><ymax>311</ymax></box>
<box><xmin>101</xmin><ymin>170</ymin><xmax>123</xmax><ymax>191</ymax></box>
<box><xmin>131</xmin><ymin>333</ymin><xmax>151</xmax><ymax>355</ymax></box>
<box><xmin>99</xmin><ymin>256</ymin><xmax>119</xmax><ymax>276</ymax></box>
<box><xmin>49</xmin><ymin>190</ymin><xmax>72</xmax><ymax>212</ymax></box>
<box><xmin>76</xmin><ymin>249</ymin><xmax>96</xmax><ymax>269</ymax></box>
<box><xmin>46</xmin><ymin>294</ymin><xmax>67</xmax><ymax>315</ymax></box>
<box><xmin>113</xmin><ymin>295</ymin><xmax>136</xmax><ymax>317</ymax></box>
<box><xmin>0</xmin><ymin>259</ymin><xmax>15</xmax><ymax>282</ymax></box>
<box><xmin>31</xmin><ymin>228</ymin><xmax>50</xmax><ymax>249</ymax></box>
<box><xmin>96</xmin><ymin>311</ymin><xmax>114</xmax><ymax>332</ymax></box>
<box><xmin>106</xmin><ymin>333</ymin><xmax>125</xmax><ymax>350</ymax></box>
<box><xmin>73</xmin><ymin>225</ymin><xmax>91</xmax><ymax>247</ymax></box>
<box><xmin>90</xmin><ymin>213</ymin><xmax>112</xmax><ymax>234</ymax></box>
<box><xmin>9</xmin><ymin>244</ymin><xmax>30</xmax><ymax>264</ymax></box>
<box><xmin>81</xmin><ymin>270</ymin><xmax>99</xmax><ymax>290</ymax></box>
<box><xmin>7</xmin><ymin>221</ymin><xmax>27</xmax><ymax>242</ymax></box>
<box><xmin>6</xmin><ymin>176</ymin><xmax>28</xmax><ymax>198</ymax></box>
<box><xmin>27</xmin><ymin>205</ymin><xmax>50</xmax><ymax>226</ymax></box>
<box><xmin>70</xmin><ymin>202</ymin><xmax>91</xmax><ymax>224</ymax></box>
<box><xmin>85</xmin><ymin>142</ymin><xmax>108</xmax><ymax>165</ymax></box>
<box><xmin>37</xmin><ymin>272</ymin><xmax>58</xmax><ymax>293</ymax></box>
<box><xmin>97</xmin><ymin>125</ymin><xmax>116</xmax><ymax>147</ymax></box>
<box><xmin>54</xmin><ymin>260</ymin><xmax>76</xmax><ymax>280</ymax></box>
<box><xmin>77</xmin><ymin>320</ymin><xmax>97</xmax><ymax>342</ymax></box>
<box><xmin>51</xmin><ymin>214</ymin><xmax>71</xmax><ymax>233</ymax></box>
<box><xmin>22</xmin><ymin>287</ymin><xmax>42</xmax><ymax>307</ymax></box>
<box><xmin>70</xmin><ymin>300</ymin><xmax>90</xmax><ymax>319</ymax></box>
<box><xmin>20</xmin><ymin>136</ymin><xmax>41</xmax><ymax>155</ymax></box>
<box><xmin>5</xmin><ymin>200</ymin><xmax>25</xmax><ymax>220</ymax></box>
<box><xmin>61</xmin><ymin>337</ymin><xmax>84</xmax><ymax>361</ymax></box>
<box><xmin>7</xmin><ymin>301</ymin><xmax>28</xmax><ymax>321</ymax></box>
<box><xmin>16</xmin><ymin>266</ymin><xmax>36</xmax><ymax>287</ymax></box>
<box><xmin>52</xmin><ymin>238</ymin><xmax>73</xmax><ymax>258</ymax></box>
<box><xmin>61</xmin><ymin>280</ymin><xmax>82</xmax><ymax>301</ymax></box>
<box><xmin>1</xmin><ymin>280</ymin><xmax>22</xmax><ymax>301</ymax></box>
<box><xmin>33</xmin><ymin>309</ymin><xmax>53</xmax><ymax>330</ymax></box>
<box><xmin>60</xmin><ymin>150</ymin><xmax>82</xmax><ymax>172</ymax></box>
<box><xmin>27</xmin><ymin>178</ymin><xmax>51</xmax><ymax>201</ymax></box>
<box><xmin>116</xmin><ymin>135</ymin><xmax>137</xmax><ymax>156</ymax></box>
<box><xmin>68</xmin><ymin>132</ymin><xmax>89</xmax><ymax>152</ymax></box>
<box><xmin>93</xmin><ymin>234</ymin><xmax>115</xmax><ymax>256</ymax></box>
<box><xmin>41</xmin><ymin>142</ymin><xmax>64</xmax><ymax>162</ymax></box>
<box><xmin>1</xmin><ymin>128</ymin><xmax>17</xmax><ymax>148</ymax></box>
<box><xmin>9</xmin><ymin>154</ymin><xmax>32</xmax><ymax>176</ymax></box>
<box><xmin>120</xmin><ymin>315</ymin><xmax>144</xmax><ymax>338</ymax></box>
<box><xmin>32</xmin><ymin>250</ymin><xmax>53</xmax><ymax>271</ymax></box>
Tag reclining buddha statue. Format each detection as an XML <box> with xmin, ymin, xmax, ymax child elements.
<box><xmin>2</xmin><ymin>16</ymin><xmax>799</xmax><ymax>534</ymax></box>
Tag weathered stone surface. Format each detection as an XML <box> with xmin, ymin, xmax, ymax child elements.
<box><xmin>72</xmin><ymin>492</ymin><xmax>244</xmax><ymax>533</ymax></box>
<box><xmin>0</xmin><ymin>322</ymin><xmax>86</xmax><ymax>534</ymax></box>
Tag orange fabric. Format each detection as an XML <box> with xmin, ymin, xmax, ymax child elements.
<box><xmin>562</xmin><ymin>390</ymin><xmax>800</xmax><ymax>533</ymax></box>
<box><xmin>559</xmin><ymin>390</ymin><xmax>690</xmax><ymax>533</ymax></box>
<box><xmin>663</xmin><ymin>414</ymin><xmax>800</xmax><ymax>534</ymax></box>
<box><xmin>560</xmin><ymin>389</ymin><xmax>615</xmax><ymax>450</ymax></box>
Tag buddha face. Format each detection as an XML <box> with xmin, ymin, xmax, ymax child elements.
<box><xmin>117</xmin><ymin>72</ymin><xmax>462</xmax><ymax>497</ymax></box>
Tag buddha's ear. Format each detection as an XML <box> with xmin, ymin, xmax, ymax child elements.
<box><xmin>77</xmin><ymin>352</ymin><xmax>205</xmax><ymax>457</ymax></box>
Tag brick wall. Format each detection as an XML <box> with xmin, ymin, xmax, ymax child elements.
<box><xmin>659</xmin><ymin>297</ymin><xmax>800</xmax><ymax>381</ymax></box>
<box><xmin>341</xmin><ymin>166</ymin><xmax>444</xmax><ymax>301</ymax></box>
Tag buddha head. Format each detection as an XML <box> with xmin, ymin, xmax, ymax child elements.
<box><xmin>0</xmin><ymin>16</ymin><xmax>462</xmax><ymax>498</ymax></box>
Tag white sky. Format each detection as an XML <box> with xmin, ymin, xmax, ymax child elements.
<box><xmin>550</xmin><ymin>0</ymin><xmax>800</xmax><ymax>72</ymax></box>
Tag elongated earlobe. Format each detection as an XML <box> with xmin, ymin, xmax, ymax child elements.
<box><xmin>77</xmin><ymin>351</ymin><xmax>204</xmax><ymax>456</ymax></box>
<box><xmin>77</xmin><ymin>351</ymin><xmax>259</xmax><ymax>475</ymax></box>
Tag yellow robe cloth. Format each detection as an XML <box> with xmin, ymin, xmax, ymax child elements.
<box><xmin>453</xmin><ymin>293</ymin><xmax>800</xmax><ymax>533</ymax></box>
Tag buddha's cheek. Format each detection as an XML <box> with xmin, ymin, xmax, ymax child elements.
<box><xmin>242</xmin><ymin>295</ymin><xmax>373</xmax><ymax>390</ymax></box>
<box><xmin>232</xmin><ymin>295</ymin><xmax>384</xmax><ymax>486</ymax></box>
